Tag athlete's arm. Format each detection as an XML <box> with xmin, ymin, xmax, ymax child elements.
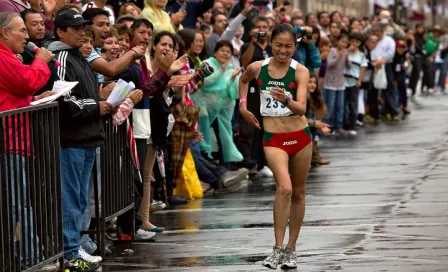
<box><xmin>239</xmin><ymin>62</ymin><xmax>261</xmax><ymax>129</ymax></box>
<box><xmin>239</xmin><ymin>61</ymin><xmax>261</xmax><ymax>107</ymax></box>
<box><xmin>287</xmin><ymin>64</ymin><xmax>309</xmax><ymax>116</ymax></box>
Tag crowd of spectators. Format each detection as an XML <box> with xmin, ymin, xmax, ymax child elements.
<box><xmin>0</xmin><ymin>0</ymin><xmax>447</xmax><ymax>271</ymax></box>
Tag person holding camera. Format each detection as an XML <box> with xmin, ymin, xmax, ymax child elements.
<box><xmin>293</xmin><ymin>25</ymin><xmax>322</xmax><ymax>72</ymax></box>
<box><xmin>238</xmin><ymin>16</ymin><xmax>273</xmax><ymax>176</ymax></box>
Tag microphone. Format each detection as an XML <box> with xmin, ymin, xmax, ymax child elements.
<box><xmin>26</xmin><ymin>42</ymin><xmax>62</xmax><ymax>67</ymax></box>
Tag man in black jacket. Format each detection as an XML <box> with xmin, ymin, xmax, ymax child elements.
<box><xmin>49</xmin><ymin>10</ymin><xmax>112</xmax><ymax>271</ymax></box>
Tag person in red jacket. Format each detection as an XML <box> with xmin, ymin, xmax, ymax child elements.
<box><xmin>0</xmin><ymin>12</ymin><xmax>54</xmax><ymax>111</ymax></box>
<box><xmin>0</xmin><ymin>12</ymin><xmax>54</xmax><ymax>266</ymax></box>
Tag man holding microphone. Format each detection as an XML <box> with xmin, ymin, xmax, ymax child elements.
<box><xmin>0</xmin><ymin>11</ymin><xmax>54</xmax><ymax>267</ymax></box>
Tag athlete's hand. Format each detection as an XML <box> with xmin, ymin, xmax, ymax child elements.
<box><xmin>240</xmin><ymin>107</ymin><xmax>260</xmax><ymax>129</ymax></box>
<box><xmin>314</xmin><ymin>120</ymin><xmax>330</xmax><ymax>130</ymax></box>
<box><xmin>271</xmin><ymin>85</ymin><xmax>288</xmax><ymax>104</ymax></box>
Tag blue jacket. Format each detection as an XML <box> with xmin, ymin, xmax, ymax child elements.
<box><xmin>293</xmin><ymin>42</ymin><xmax>322</xmax><ymax>71</ymax></box>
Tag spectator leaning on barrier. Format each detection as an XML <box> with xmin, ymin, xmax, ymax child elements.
<box><xmin>47</xmin><ymin>9</ymin><xmax>113</xmax><ymax>271</ymax></box>
<box><xmin>0</xmin><ymin>12</ymin><xmax>54</xmax><ymax>112</ymax></box>
<box><xmin>0</xmin><ymin>11</ymin><xmax>54</xmax><ymax>265</ymax></box>
<box><xmin>82</xmin><ymin>8</ymin><xmax>145</xmax><ymax>85</ymax></box>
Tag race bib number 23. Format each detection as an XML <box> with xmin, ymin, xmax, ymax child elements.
<box><xmin>260</xmin><ymin>89</ymin><xmax>293</xmax><ymax>117</ymax></box>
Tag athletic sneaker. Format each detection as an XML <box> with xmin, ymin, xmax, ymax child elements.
<box><xmin>79</xmin><ymin>248</ymin><xmax>102</xmax><ymax>264</ymax></box>
<box><xmin>262</xmin><ymin>245</ymin><xmax>284</xmax><ymax>269</ymax></box>
<box><xmin>334</xmin><ymin>129</ymin><xmax>349</xmax><ymax>136</ymax></box>
<box><xmin>221</xmin><ymin>168</ymin><xmax>248</xmax><ymax>187</ymax></box>
<box><xmin>258</xmin><ymin>166</ymin><xmax>274</xmax><ymax>177</ymax></box>
<box><xmin>150</xmin><ymin>200</ymin><xmax>166</xmax><ymax>212</ymax></box>
<box><xmin>347</xmin><ymin>130</ymin><xmax>357</xmax><ymax>136</ymax></box>
<box><xmin>281</xmin><ymin>247</ymin><xmax>298</xmax><ymax>269</ymax></box>
<box><xmin>66</xmin><ymin>258</ymin><xmax>99</xmax><ymax>271</ymax></box>
<box><xmin>135</xmin><ymin>229</ymin><xmax>156</xmax><ymax>240</ymax></box>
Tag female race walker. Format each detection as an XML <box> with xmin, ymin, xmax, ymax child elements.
<box><xmin>239</xmin><ymin>23</ymin><xmax>312</xmax><ymax>270</ymax></box>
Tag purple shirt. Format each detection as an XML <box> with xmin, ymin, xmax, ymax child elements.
<box><xmin>319</xmin><ymin>59</ymin><xmax>327</xmax><ymax>78</ymax></box>
<box><xmin>0</xmin><ymin>0</ymin><xmax>54</xmax><ymax>32</ymax></box>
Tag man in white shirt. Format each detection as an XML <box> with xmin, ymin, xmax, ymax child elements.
<box><xmin>370</xmin><ymin>23</ymin><xmax>399</xmax><ymax>120</ymax></box>
<box><xmin>82</xmin><ymin>0</ymin><xmax>115</xmax><ymax>24</ymax></box>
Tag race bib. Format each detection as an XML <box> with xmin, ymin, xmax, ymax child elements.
<box><xmin>260</xmin><ymin>88</ymin><xmax>293</xmax><ymax>117</ymax></box>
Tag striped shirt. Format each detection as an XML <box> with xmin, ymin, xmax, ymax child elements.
<box><xmin>344</xmin><ymin>51</ymin><xmax>367</xmax><ymax>87</ymax></box>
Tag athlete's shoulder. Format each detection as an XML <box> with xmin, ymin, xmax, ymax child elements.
<box><xmin>246</xmin><ymin>60</ymin><xmax>264</xmax><ymax>72</ymax></box>
<box><xmin>293</xmin><ymin>60</ymin><xmax>308</xmax><ymax>73</ymax></box>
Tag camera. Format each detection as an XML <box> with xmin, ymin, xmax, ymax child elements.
<box><xmin>294</xmin><ymin>26</ymin><xmax>313</xmax><ymax>40</ymax></box>
<box><xmin>254</xmin><ymin>32</ymin><xmax>267</xmax><ymax>38</ymax></box>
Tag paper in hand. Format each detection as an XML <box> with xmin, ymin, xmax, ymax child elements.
<box><xmin>106</xmin><ymin>79</ymin><xmax>135</xmax><ymax>107</ymax></box>
<box><xmin>31</xmin><ymin>81</ymin><xmax>79</xmax><ymax>105</ymax></box>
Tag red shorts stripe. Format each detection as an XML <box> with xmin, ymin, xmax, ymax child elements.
<box><xmin>262</xmin><ymin>127</ymin><xmax>312</xmax><ymax>157</ymax></box>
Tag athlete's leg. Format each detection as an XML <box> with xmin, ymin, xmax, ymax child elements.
<box><xmin>286</xmin><ymin>142</ymin><xmax>312</xmax><ymax>249</ymax></box>
<box><xmin>264</xmin><ymin>147</ymin><xmax>291</xmax><ymax>247</ymax></box>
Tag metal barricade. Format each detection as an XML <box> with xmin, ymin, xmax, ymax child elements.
<box><xmin>95</xmin><ymin>118</ymin><xmax>135</xmax><ymax>257</ymax></box>
<box><xmin>0</xmin><ymin>103</ymin><xmax>63</xmax><ymax>272</ymax></box>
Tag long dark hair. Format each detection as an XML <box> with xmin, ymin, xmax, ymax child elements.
<box><xmin>307</xmin><ymin>73</ymin><xmax>327</xmax><ymax>118</ymax></box>
<box><xmin>177</xmin><ymin>28</ymin><xmax>207</xmax><ymax>66</ymax></box>
<box><xmin>151</xmin><ymin>31</ymin><xmax>177</xmax><ymax>56</ymax></box>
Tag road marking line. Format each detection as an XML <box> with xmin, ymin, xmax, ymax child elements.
<box><xmin>155</xmin><ymin>202</ymin><xmax>448</xmax><ymax>214</ymax></box>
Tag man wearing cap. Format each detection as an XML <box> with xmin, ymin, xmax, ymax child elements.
<box><xmin>46</xmin><ymin>9</ymin><xmax>113</xmax><ymax>271</ymax></box>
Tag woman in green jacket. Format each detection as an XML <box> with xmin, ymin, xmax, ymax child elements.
<box><xmin>191</xmin><ymin>40</ymin><xmax>243</xmax><ymax>164</ymax></box>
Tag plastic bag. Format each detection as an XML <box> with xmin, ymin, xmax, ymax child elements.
<box><xmin>425</xmin><ymin>34</ymin><xmax>440</xmax><ymax>57</ymax></box>
<box><xmin>373</xmin><ymin>66</ymin><xmax>387</xmax><ymax>90</ymax></box>
<box><xmin>174</xmin><ymin>149</ymin><xmax>203</xmax><ymax>200</ymax></box>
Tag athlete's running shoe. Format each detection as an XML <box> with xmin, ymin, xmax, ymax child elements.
<box><xmin>262</xmin><ymin>245</ymin><xmax>284</xmax><ymax>269</ymax></box>
<box><xmin>281</xmin><ymin>247</ymin><xmax>298</xmax><ymax>269</ymax></box>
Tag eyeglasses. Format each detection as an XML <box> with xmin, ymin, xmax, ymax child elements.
<box><xmin>7</xmin><ymin>27</ymin><xmax>28</xmax><ymax>35</ymax></box>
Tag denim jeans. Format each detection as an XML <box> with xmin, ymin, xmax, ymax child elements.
<box><xmin>440</xmin><ymin>55</ymin><xmax>448</xmax><ymax>92</ymax></box>
<box><xmin>1</xmin><ymin>154</ymin><xmax>39</xmax><ymax>264</ymax></box>
<box><xmin>323</xmin><ymin>89</ymin><xmax>345</xmax><ymax>130</ymax></box>
<box><xmin>80</xmin><ymin>147</ymin><xmax>101</xmax><ymax>254</ymax></box>
<box><xmin>190</xmin><ymin>142</ymin><xmax>226</xmax><ymax>188</ymax></box>
<box><xmin>380</xmin><ymin>64</ymin><xmax>399</xmax><ymax>116</ymax></box>
<box><xmin>60</xmin><ymin>147</ymin><xmax>96</xmax><ymax>259</ymax></box>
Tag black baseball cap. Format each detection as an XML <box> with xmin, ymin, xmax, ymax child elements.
<box><xmin>54</xmin><ymin>10</ymin><xmax>92</xmax><ymax>29</ymax></box>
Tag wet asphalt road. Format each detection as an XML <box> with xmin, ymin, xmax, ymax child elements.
<box><xmin>102</xmin><ymin>94</ymin><xmax>448</xmax><ymax>272</ymax></box>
